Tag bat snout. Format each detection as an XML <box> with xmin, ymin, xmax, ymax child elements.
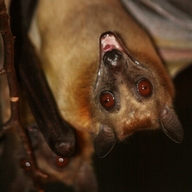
<box><xmin>103</xmin><ymin>49</ymin><xmax>126</xmax><ymax>74</ymax></box>
<box><xmin>100</xmin><ymin>31</ymin><xmax>124</xmax><ymax>54</ymax></box>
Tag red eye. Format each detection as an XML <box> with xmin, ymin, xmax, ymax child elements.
<box><xmin>20</xmin><ymin>159</ymin><xmax>31</xmax><ymax>172</ymax></box>
<box><xmin>137</xmin><ymin>78</ymin><xmax>153</xmax><ymax>97</ymax></box>
<box><xmin>100</xmin><ymin>91</ymin><xmax>115</xmax><ymax>110</ymax></box>
<box><xmin>55</xmin><ymin>156</ymin><xmax>69</xmax><ymax>168</ymax></box>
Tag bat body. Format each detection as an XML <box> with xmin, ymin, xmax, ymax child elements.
<box><xmin>0</xmin><ymin>0</ymin><xmax>184</xmax><ymax>191</ymax></box>
<box><xmin>29</xmin><ymin>0</ymin><xmax>183</xmax><ymax>157</ymax></box>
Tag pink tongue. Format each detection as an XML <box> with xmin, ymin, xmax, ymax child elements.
<box><xmin>103</xmin><ymin>44</ymin><xmax>116</xmax><ymax>52</ymax></box>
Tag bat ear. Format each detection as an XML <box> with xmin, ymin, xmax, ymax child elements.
<box><xmin>159</xmin><ymin>105</ymin><xmax>184</xmax><ymax>143</ymax></box>
<box><xmin>94</xmin><ymin>125</ymin><xmax>116</xmax><ymax>158</ymax></box>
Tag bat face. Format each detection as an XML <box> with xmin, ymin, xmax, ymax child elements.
<box><xmin>0</xmin><ymin>125</ymin><xmax>97</xmax><ymax>192</ymax></box>
<box><xmin>92</xmin><ymin>32</ymin><xmax>184</xmax><ymax>157</ymax></box>
<box><xmin>27</xmin><ymin>125</ymin><xmax>97</xmax><ymax>191</ymax></box>
<box><xmin>94</xmin><ymin>32</ymin><xmax>159</xmax><ymax>136</ymax></box>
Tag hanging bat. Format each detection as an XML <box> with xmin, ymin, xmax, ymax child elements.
<box><xmin>0</xmin><ymin>0</ymin><xmax>185</xmax><ymax>191</ymax></box>
<box><xmin>0</xmin><ymin>0</ymin><xmax>184</xmax><ymax>190</ymax></box>
<box><xmin>25</xmin><ymin>0</ymin><xmax>184</xmax><ymax>158</ymax></box>
<box><xmin>0</xmin><ymin>124</ymin><xmax>97</xmax><ymax>192</ymax></box>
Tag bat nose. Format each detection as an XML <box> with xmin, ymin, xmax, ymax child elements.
<box><xmin>103</xmin><ymin>49</ymin><xmax>125</xmax><ymax>73</ymax></box>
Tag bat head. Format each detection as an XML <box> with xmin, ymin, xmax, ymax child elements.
<box><xmin>93</xmin><ymin>31</ymin><xmax>184</xmax><ymax>158</ymax></box>
<box><xmin>24</xmin><ymin>124</ymin><xmax>97</xmax><ymax>191</ymax></box>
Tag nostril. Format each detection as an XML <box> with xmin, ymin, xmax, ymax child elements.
<box><xmin>103</xmin><ymin>49</ymin><xmax>125</xmax><ymax>73</ymax></box>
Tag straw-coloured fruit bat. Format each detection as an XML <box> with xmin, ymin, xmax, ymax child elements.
<box><xmin>0</xmin><ymin>0</ymin><xmax>184</xmax><ymax>191</ymax></box>
<box><xmin>26</xmin><ymin>0</ymin><xmax>183</xmax><ymax>158</ymax></box>
<box><xmin>0</xmin><ymin>124</ymin><xmax>97</xmax><ymax>192</ymax></box>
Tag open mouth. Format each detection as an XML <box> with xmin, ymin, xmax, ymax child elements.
<box><xmin>100</xmin><ymin>31</ymin><xmax>124</xmax><ymax>54</ymax></box>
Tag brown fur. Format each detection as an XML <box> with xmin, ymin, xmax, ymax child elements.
<box><xmin>0</xmin><ymin>0</ymin><xmax>182</xmax><ymax>190</ymax></box>
<box><xmin>29</xmin><ymin>0</ymin><xmax>174</xmax><ymax>135</ymax></box>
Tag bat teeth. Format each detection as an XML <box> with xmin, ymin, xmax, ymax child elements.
<box><xmin>100</xmin><ymin>31</ymin><xmax>123</xmax><ymax>53</ymax></box>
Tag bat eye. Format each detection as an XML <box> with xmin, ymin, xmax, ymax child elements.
<box><xmin>137</xmin><ymin>78</ymin><xmax>153</xmax><ymax>97</ymax></box>
<box><xmin>55</xmin><ymin>156</ymin><xmax>69</xmax><ymax>168</ymax></box>
<box><xmin>20</xmin><ymin>159</ymin><xmax>32</xmax><ymax>172</ymax></box>
<box><xmin>100</xmin><ymin>91</ymin><xmax>115</xmax><ymax>110</ymax></box>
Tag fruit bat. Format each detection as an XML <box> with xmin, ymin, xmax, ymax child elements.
<box><xmin>0</xmin><ymin>0</ymin><xmax>184</xmax><ymax>190</ymax></box>
<box><xmin>22</xmin><ymin>0</ymin><xmax>186</xmax><ymax>157</ymax></box>
<box><xmin>0</xmin><ymin>124</ymin><xmax>97</xmax><ymax>192</ymax></box>
<box><xmin>24</xmin><ymin>0</ymin><xmax>183</xmax><ymax>158</ymax></box>
<box><xmin>7</xmin><ymin>0</ymin><xmax>184</xmax><ymax>169</ymax></box>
